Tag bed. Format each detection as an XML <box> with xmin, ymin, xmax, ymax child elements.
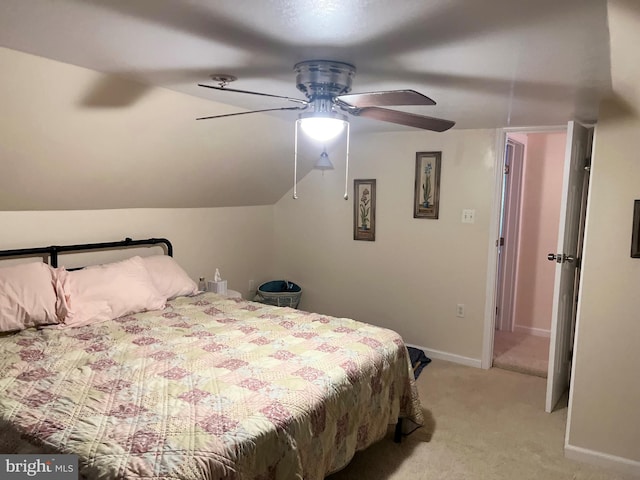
<box><xmin>0</xmin><ymin>238</ymin><xmax>423</xmax><ymax>480</ymax></box>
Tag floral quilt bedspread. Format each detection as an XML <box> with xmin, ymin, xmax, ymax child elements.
<box><xmin>0</xmin><ymin>293</ymin><xmax>423</xmax><ymax>479</ymax></box>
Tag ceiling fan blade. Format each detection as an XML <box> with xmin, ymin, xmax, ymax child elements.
<box><xmin>198</xmin><ymin>84</ymin><xmax>308</xmax><ymax>105</ymax></box>
<box><xmin>354</xmin><ymin>107</ymin><xmax>455</xmax><ymax>132</ymax></box>
<box><xmin>196</xmin><ymin>106</ymin><xmax>306</xmax><ymax>121</ymax></box>
<box><xmin>337</xmin><ymin>89</ymin><xmax>436</xmax><ymax>108</ymax></box>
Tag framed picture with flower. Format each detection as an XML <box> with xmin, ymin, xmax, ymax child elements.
<box><xmin>354</xmin><ymin>179</ymin><xmax>376</xmax><ymax>241</ymax></box>
<box><xmin>414</xmin><ymin>151</ymin><xmax>441</xmax><ymax>219</ymax></box>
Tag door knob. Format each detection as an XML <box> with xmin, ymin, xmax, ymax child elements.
<box><xmin>547</xmin><ymin>253</ymin><xmax>575</xmax><ymax>264</ymax></box>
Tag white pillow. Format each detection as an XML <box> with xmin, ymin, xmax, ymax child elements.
<box><xmin>141</xmin><ymin>255</ymin><xmax>198</xmax><ymax>299</ymax></box>
<box><xmin>59</xmin><ymin>256</ymin><xmax>166</xmax><ymax>328</ymax></box>
<box><xmin>0</xmin><ymin>262</ymin><xmax>62</xmax><ymax>332</ymax></box>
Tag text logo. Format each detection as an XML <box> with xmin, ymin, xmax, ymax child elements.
<box><xmin>0</xmin><ymin>455</ymin><xmax>77</xmax><ymax>479</ymax></box>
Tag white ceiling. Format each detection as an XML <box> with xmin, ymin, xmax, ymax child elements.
<box><xmin>0</xmin><ymin>0</ymin><xmax>612</xmax><ymax>210</ymax></box>
<box><xmin>0</xmin><ymin>0</ymin><xmax>611</xmax><ymax>129</ymax></box>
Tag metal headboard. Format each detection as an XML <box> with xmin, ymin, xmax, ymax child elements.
<box><xmin>0</xmin><ymin>237</ymin><xmax>173</xmax><ymax>267</ymax></box>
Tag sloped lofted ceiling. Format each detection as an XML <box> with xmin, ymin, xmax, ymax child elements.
<box><xmin>0</xmin><ymin>0</ymin><xmax>611</xmax><ymax>210</ymax></box>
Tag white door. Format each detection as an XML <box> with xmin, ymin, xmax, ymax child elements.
<box><xmin>545</xmin><ymin>121</ymin><xmax>592</xmax><ymax>413</ymax></box>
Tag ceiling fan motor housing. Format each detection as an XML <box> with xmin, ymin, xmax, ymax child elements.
<box><xmin>294</xmin><ymin>60</ymin><xmax>355</xmax><ymax>101</ymax></box>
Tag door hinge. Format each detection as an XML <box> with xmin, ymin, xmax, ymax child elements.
<box><xmin>504</xmin><ymin>164</ymin><xmax>510</xmax><ymax>174</ymax></box>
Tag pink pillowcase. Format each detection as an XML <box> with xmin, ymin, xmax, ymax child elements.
<box><xmin>0</xmin><ymin>262</ymin><xmax>63</xmax><ymax>332</ymax></box>
<box><xmin>59</xmin><ymin>256</ymin><xmax>166</xmax><ymax>328</ymax></box>
<box><xmin>141</xmin><ymin>255</ymin><xmax>198</xmax><ymax>299</ymax></box>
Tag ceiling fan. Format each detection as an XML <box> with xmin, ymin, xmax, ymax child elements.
<box><xmin>197</xmin><ymin>60</ymin><xmax>455</xmax><ymax>199</ymax></box>
<box><xmin>197</xmin><ymin>60</ymin><xmax>455</xmax><ymax>135</ymax></box>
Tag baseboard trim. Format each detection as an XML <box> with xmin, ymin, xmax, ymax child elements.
<box><xmin>514</xmin><ymin>325</ymin><xmax>551</xmax><ymax>338</ymax></box>
<box><xmin>565</xmin><ymin>444</ymin><xmax>640</xmax><ymax>477</ymax></box>
<box><xmin>406</xmin><ymin>343</ymin><xmax>482</xmax><ymax>368</ymax></box>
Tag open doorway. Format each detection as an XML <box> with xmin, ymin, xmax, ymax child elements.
<box><xmin>492</xmin><ymin>130</ymin><xmax>567</xmax><ymax>378</ymax></box>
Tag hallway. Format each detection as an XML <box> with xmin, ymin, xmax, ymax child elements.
<box><xmin>493</xmin><ymin>330</ymin><xmax>549</xmax><ymax>378</ymax></box>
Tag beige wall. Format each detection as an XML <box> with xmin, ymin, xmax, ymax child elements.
<box><xmin>566</xmin><ymin>0</ymin><xmax>640</xmax><ymax>468</ymax></box>
<box><xmin>0</xmin><ymin>47</ymin><xmax>300</xmax><ymax>210</ymax></box>
<box><xmin>513</xmin><ymin>132</ymin><xmax>565</xmax><ymax>334</ymax></box>
<box><xmin>0</xmin><ymin>207</ymin><xmax>275</xmax><ymax>299</ymax></box>
<box><xmin>273</xmin><ymin>129</ymin><xmax>497</xmax><ymax>363</ymax></box>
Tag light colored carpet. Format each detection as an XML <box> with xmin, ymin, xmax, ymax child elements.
<box><xmin>493</xmin><ymin>330</ymin><xmax>549</xmax><ymax>378</ymax></box>
<box><xmin>327</xmin><ymin>360</ymin><xmax>634</xmax><ymax>480</ymax></box>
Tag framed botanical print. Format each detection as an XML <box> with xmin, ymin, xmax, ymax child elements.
<box><xmin>414</xmin><ymin>151</ymin><xmax>442</xmax><ymax>219</ymax></box>
<box><xmin>354</xmin><ymin>179</ymin><xmax>376</xmax><ymax>241</ymax></box>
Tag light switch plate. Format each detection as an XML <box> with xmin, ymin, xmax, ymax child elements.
<box><xmin>462</xmin><ymin>209</ymin><xmax>475</xmax><ymax>224</ymax></box>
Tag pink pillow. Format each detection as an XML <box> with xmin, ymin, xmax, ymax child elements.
<box><xmin>141</xmin><ymin>255</ymin><xmax>198</xmax><ymax>299</ymax></box>
<box><xmin>0</xmin><ymin>262</ymin><xmax>62</xmax><ymax>332</ymax></box>
<box><xmin>59</xmin><ymin>256</ymin><xmax>166</xmax><ymax>328</ymax></box>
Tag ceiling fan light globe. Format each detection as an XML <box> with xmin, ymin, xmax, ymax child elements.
<box><xmin>300</xmin><ymin>117</ymin><xmax>346</xmax><ymax>141</ymax></box>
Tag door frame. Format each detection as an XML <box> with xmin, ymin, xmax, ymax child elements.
<box><xmin>482</xmin><ymin>125</ymin><xmax>567</xmax><ymax>370</ymax></box>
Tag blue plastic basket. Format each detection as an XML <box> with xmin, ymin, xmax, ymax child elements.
<box><xmin>254</xmin><ymin>280</ymin><xmax>302</xmax><ymax>308</ymax></box>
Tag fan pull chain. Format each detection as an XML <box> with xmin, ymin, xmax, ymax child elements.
<box><xmin>344</xmin><ymin>122</ymin><xmax>350</xmax><ymax>200</ymax></box>
<box><xmin>293</xmin><ymin>119</ymin><xmax>300</xmax><ymax>199</ymax></box>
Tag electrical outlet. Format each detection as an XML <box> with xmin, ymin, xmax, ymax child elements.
<box><xmin>456</xmin><ymin>304</ymin><xmax>465</xmax><ymax>318</ymax></box>
<box><xmin>248</xmin><ymin>279</ymin><xmax>255</xmax><ymax>294</ymax></box>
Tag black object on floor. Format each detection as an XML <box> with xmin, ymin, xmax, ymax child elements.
<box><xmin>407</xmin><ymin>347</ymin><xmax>431</xmax><ymax>379</ymax></box>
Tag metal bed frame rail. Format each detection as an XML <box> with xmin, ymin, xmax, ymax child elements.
<box><xmin>0</xmin><ymin>237</ymin><xmax>172</xmax><ymax>267</ymax></box>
